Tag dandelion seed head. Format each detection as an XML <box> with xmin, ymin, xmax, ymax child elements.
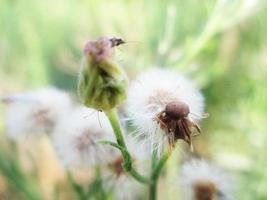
<box><xmin>180</xmin><ymin>159</ymin><xmax>233</xmax><ymax>200</ymax></box>
<box><xmin>52</xmin><ymin>106</ymin><xmax>116</xmax><ymax>169</ymax></box>
<box><xmin>126</xmin><ymin>69</ymin><xmax>204</xmax><ymax>155</ymax></box>
<box><xmin>4</xmin><ymin>87</ymin><xmax>72</xmax><ymax>140</ymax></box>
<box><xmin>112</xmin><ymin>175</ymin><xmax>145</xmax><ymax>200</ymax></box>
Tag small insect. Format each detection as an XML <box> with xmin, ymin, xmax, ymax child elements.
<box><xmin>109</xmin><ymin>37</ymin><xmax>125</xmax><ymax>47</ymax></box>
<box><xmin>154</xmin><ymin>101</ymin><xmax>201</xmax><ymax>149</ymax></box>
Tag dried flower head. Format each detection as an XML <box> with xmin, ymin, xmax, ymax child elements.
<box><xmin>52</xmin><ymin>106</ymin><xmax>116</xmax><ymax>169</ymax></box>
<box><xmin>155</xmin><ymin>101</ymin><xmax>201</xmax><ymax>148</ymax></box>
<box><xmin>4</xmin><ymin>87</ymin><xmax>72</xmax><ymax>140</ymax></box>
<box><xmin>78</xmin><ymin>36</ymin><xmax>128</xmax><ymax>111</ymax></box>
<box><xmin>126</xmin><ymin>69</ymin><xmax>205</xmax><ymax>155</ymax></box>
<box><xmin>180</xmin><ymin>159</ymin><xmax>233</xmax><ymax>200</ymax></box>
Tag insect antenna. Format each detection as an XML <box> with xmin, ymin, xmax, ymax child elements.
<box><xmin>123</xmin><ymin>40</ymin><xmax>144</xmax><ymax>46</ymax></box>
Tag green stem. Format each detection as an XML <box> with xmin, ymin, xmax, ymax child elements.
<box><xmin>149</xmin><ymin>182</ymin><xmax>156</xmax><ymax>200</ymax></box>
<box><xmin>67</xmin><ymin>172</ymin><xmax>87</xmax><ymax>200</ymax></box>
<box><xmin>105</xmin><ymin>109</ymin><xmax>150</xmax><ymax>184</ymax></box>
<box><xmin>149</xmin><ymin>149</ymin><xmax>158</xmax><ymax>200</ymax></box>
<box><xmin>149</xmin><ymin>152</ymin><xmax>170</xmax><ymax>200</ymax></box>
<box><xmin>106</xmin><ymin>109</ymin><xmax>171</xmax><ymax>199</ymax></box>
<box><xmin>151</xmin><ymin>148</ymin><xmax>158</xmax><ymax>167</ymax></box>
<box><xmin>94</xmin><ymin>167</ymin><xmax>107</xmax><ymax>200</ymax></box>
<box><xmin>105</xmin><ymin>109</ymin><xmax>126</xmax><ymax>148</ymax></box>
<box><xmin>129</xmin><ymin>167</ymin><xmax>151</xmax><ymax>184</ymax></box>
<box><xmin>152</xmin><ymin>153</ymin><xmax>170</xmax><ymax>179</ymax></box>
<box><xmin>86</xmin><ymin>167</ymin><xmax>106</xmax><ymax>200</ymax></box>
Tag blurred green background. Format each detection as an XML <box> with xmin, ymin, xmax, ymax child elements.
<box><xmin>1</xmin><ymin>0</ymin><xmax>267</xmax><ymax>199</ymax></box>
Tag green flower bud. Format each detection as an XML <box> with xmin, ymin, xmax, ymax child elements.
<box><xmin>78</xmin><ymin>37</ymin><xmax>128</xmax><ymax>111</ymax></box>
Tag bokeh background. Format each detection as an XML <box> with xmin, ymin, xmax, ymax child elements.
<box><xmin>1</xmin><ymin>0</ymin><xmax>267</xmax><ymax>199</ymax></box>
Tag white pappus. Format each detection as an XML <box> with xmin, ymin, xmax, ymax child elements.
<box><xmin>126</xmin><ymin>69</ymin><xmax>205</xmax><ymax>156</ymax></box>
<box><xmin>3</xmin><ymin>87</ymin><xmax>72</xmax><ymax>140</ymax></box>
<box><xmin>180</xmin><ymin>159</ymin><xmax>234</xmax><ymax>200</ymax></box>
<box><xmin>52</xmin><ymin>106</ymin><xmax>116</xmax><ymax>169</ymax></box>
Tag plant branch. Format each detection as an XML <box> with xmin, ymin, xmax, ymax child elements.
<box><xmin>149</xmin><ymin>151</ymin><xmax>171</xmax><ymax>200</ymax></box>
<box><xmin>152</xmin><ymin>152</ymin><xmax>170</xmax><ymax>180</ymax></box>
<box><xmin>105</xmin><ymin>108</ymin><xmax>150</xmax><ymax>184</ymax></box>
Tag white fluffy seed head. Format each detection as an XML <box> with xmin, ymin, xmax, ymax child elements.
<box><xmin>52</xmin><ymin>106</ymin><xmax>116</xmax><ymax>169</ymax></box>
<box><xmin>180</xmin><ymin>159</ymin><xmax>234</xmax><ymax>200</ymax></box>
<box><xmin>4</xmin><ymin>87</ymin><xmax>72</xmax><ymax>140</ymax></box>
<box><xmin>108</xmin><ymin>174</ymin><xmax>145</xmax><ymax>200</ymax></box>
<box><xmin>126</xmin><ymin>69</ymin><xmax>204</xmax><ymax>155</ymax></box>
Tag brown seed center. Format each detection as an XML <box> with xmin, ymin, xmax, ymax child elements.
<box><xmin>165</xmin><ymin>101</ymin><xmax>190</xmax><ymax>120</ymax></box>
<box><xmin>194</xmin><ymin>181</ymin><xmax>217</xmax><ymax>200</ymax></box>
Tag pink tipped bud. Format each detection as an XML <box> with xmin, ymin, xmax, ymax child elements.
<box><xmin>83</xmin><ymin>37</ymin><xmax>113</xmax><ymax>62</ymax></box>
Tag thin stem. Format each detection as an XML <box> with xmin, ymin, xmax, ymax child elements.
<box><xmin>105</xmin><ymin>109</ymin><xmax>126</xmax><ymax>148</ymax></box>
<box><xmin>105</xmin><ymin>109</ymin><xmax>150</xmax><ymax>184</ymax></box>
<box><xmin>151</xmin><ymin>148</ymin><xmax>158</xmax><ymax>168</ymax></box>
<box><xmin>149</xmin><ymin>182</ymin><xmax>156</xmax><ymax>200</ymax></box>
<box><xmin>149</xmin><ymin>152</ymin><xmax>171</xmax><ymax>200</ymax></box>
<box><xmin>152</xmin><ymin>153</ymin><xmax>170</xmax><ymax>179</ymax></box>
<box><xmin>86</xmin><ymin>167</ymin><xmax>106</xmax><ymax>199</ymax></box>
<box><xmin>67</xmin><ymin>172</ymin><xmax>87</xmax><ymax>200</ymax></box>
<box><xmin>149</xmin><ymin>149</ymin><xmax>158</xmax><ymax>200</ymax></box>
<box><xmin>94</xmin><ymin>167</ymin><xmax>107</xmax><ymax>200</ymax></box>
<box><xmin>129</xmin><ymin>168</ymin><xmax>151</xmax><ymax>184</ymax></box>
